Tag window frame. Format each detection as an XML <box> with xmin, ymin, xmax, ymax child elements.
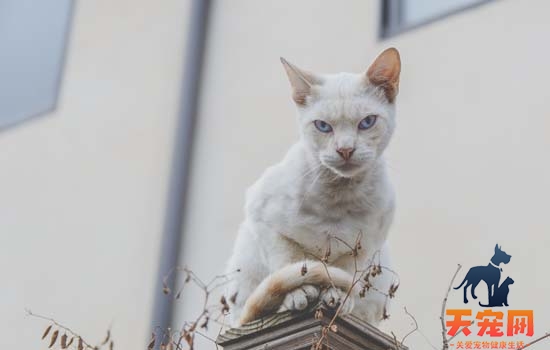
<box><xmin>0</xmin><ymin>0</ymin><xmax>74</xmax><ymax>130</ymax></box>
<box><xmin>379</xmin><ymin>0</ymin><xmax>495</xmax><ymax>39</ymax></box>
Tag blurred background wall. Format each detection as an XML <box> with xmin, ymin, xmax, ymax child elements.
<box><xmin>1</xmin><ymin>0</ymin><xmax>190</xmax><ymax>348</ymax></box>
<box><xmin>175</xmin><ymin>0</ymin><xmax>550</xmax><ymax>348</ymax></box>
<box><xmin>2</xmin><ymin>0</ymin><xmax>550</xmax><ymax>349</ymax></box>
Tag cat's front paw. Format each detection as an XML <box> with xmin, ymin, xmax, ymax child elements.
<box><xmin>279</xmin><ymin>285</ymin><xmax>320</xmax><ymax>312</ymax></box>
<box><xmin>321</xmin><ymin>287</ymin><xmax>354</xmax><ymax>315</ymax></box>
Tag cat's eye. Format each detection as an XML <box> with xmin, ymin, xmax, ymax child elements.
<box><xmin>313</xmin><ymin>120</ymin><xmax>333</xmax><ymax>133</ymax></box>
<box><xmin>358</xmin><ymin>115</ymin><xmax>377</xmax><ymax>130</ymax></box>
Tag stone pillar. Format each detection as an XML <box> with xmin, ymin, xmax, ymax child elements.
<box><xmin>217</xmin><ymin>306</ymin><xmax>408</xmax><ymax>350</ymax></box>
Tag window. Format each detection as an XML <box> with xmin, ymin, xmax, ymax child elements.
<box><xmin>380</xmin><ymin>0</ymin><xmax>492</xmax><ymax>38</ymax></box>
<box><xmin>0</xmin><ymin>0</ymin><xmax>73</xmax><ymax>129</ymax></box>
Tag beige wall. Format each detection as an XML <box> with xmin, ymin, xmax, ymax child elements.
<box><xmin>177</xmin><ymin>0</ymin><xmax>550</xmax><ymax>348</ymax></box>
<box><xmin>4</xmin><ymin>0</ymin><xmax>549</xmax><ymax>349</ymax></box>
<box><xmin>1</xmin><ymin>0</ymin><xmax>189</xmax><ymax>348</ymax></box>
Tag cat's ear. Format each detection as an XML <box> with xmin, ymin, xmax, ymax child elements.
<box><xmin>366</xmin><ymin>48</ymin><xmax>401</xmax><ymax>102</ymax></box>
<box><xmin>280</xmin><ymin>57</ymin><xmax>322</xmax><ymax>106</ymax></box>
<box><xmin>495</xmin><ymin>244</ymin><xmax>499</xmax><ymax>252</ymax></box>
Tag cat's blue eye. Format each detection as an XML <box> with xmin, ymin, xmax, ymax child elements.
<box><xmin>358</xmin><ymin>115</ymin><xmax>377</xmax><ymax>130</ymax></box>
<box><xmin>313</xmin><ymin>120</ymin><xmax>333</xmax><ymax>133</ymax></box>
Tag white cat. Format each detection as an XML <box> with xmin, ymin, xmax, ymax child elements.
<box><xmin>224</xmin><ymin>48</ymin><xmax>401</xmax><ymax>328</ymax></box>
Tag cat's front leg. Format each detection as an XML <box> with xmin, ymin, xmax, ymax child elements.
<box><xmin>333</xmin><ymin>240</ymin><xmax>394</xmax><ymax>326</ymax></box>
<box><xmin>223</xmin><ymin>268</ymin><xmax>263</xmax><ymax>327</ymax></box>
<box><xmin>320</xmin><ymin>286</ymin><xmax>355</xmax><ymax>315</ymax></box>
<box><xmin>224</xmin><ymin>222</ymin><xmax>312</xmax><ymax>325</ymax></box>
<box><xmin>267</xmin><ymin>235</ymin><xmax>325</xmax><ymax>313</ymax></box>
<box><xmin>279</xmin><ymin>285</ymin><xmax>320</xmax><ymax>312</ymax></box>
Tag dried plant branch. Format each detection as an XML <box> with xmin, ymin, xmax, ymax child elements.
<box><xmin>447</xmin><ymin>320</ymin><xmax>474</xmax><ymax>342</ymax></box>
<box><xmin>517</xmin><ymin>332</ymin><xmax>550</xmax><ymax>350</ymax></box>
<box><xmin>159</xmin><ymin>267</ymin><xmax>237</xmax><ymax>350</ymax></box>
<box><xmin>312</xmin><ymin>232</ymin><xmax>406</xmax><ymax>350</ymax></box>
<box><xmin>400</xmin><ymin>307</ymin><xmax>418</xmax><ymax>345</ymax></box>
<box><xmin>416</xmin><ymin>328</ymin><xmax>440</xmax><ymax>350</ymax></box>
<box><xmin>440</xmin><ymin>264</ymin><xmax>462</xmax><ymax>350</ymax></box>
<box><xmin>28</xmin><ymin>237</ymin><xmax>548</xmax><ymax>350</ymax></box>
<box><xmin>391</xmin><ymin>331</ymin><xmax>401</xmax><ymax>349</ymax></box>
<box><xmin>312</xmin><ymin>234</ymin><xmax>363</xmax><ymax>349</ymax></box>
<box><xmin>26</xmin><ymin>308</ymin><xmax>112</xmax><ymax>350</ymax></box>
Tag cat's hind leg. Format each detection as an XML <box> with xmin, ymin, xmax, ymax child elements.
<box><xmin>223</xmin><ymin>224</ymin><xmax>269</xmax><ymax>327</ymax></box>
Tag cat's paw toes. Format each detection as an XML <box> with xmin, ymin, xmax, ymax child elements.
<box><xmin>302</xmin><ymin>284</ymin><xmax>321</xmax><ymax>303</ymax></box>
<box><xmin>321</xmin><ymin>287</ymin><xmax>354</xmax><ymax>314</ymax></box>
<box><xmin>279</xmin><ymin>285</ymin><xmax>320</xmax><ymax>312</ymax></box>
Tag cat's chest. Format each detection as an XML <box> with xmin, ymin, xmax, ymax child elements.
<box><xmin>293</xmin><ymin>186</ymin><xmax>374</xmax><ymax>226</ymax></box>
<box><xmin>281</xmin><ymin>194</ymin><xmax>381</xmax><ymax>259</ymax></box>
<box><xmin>251</xmin><ymin>168</ymin><xmax>390</xmax><ymax>258</ymax></box>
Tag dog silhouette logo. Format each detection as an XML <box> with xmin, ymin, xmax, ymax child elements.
<box><xmin>454</xmin><ymin>244</ymin><xmax>513</xmax><ymax>307</ymax></box>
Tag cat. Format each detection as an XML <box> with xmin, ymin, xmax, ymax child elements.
<box><xmin>453</xmin><ymin>244</ymin><xmax>512</xmax><ymax>304</ymax></box>
<box><xmin>223</xmin><ymin>48</ymin><xmax>401</xmax><ymax>327</ymax></box>
<box><xmin>479</xmin><ymin>277</ymin><xmax>514</xmax><ymax>307</ymax></box>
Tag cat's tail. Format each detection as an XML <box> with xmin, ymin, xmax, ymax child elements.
<box><xmin>478</xmin><ymin>302</ymin><xmax>490</xmax><ymax>307</ymax></box>
<box><xmin>453</xmin><ymin>276</ymin><xmax>467</xmax><ymax>290</ymax></box>
<box><xmin>238</xmin><ymin>260</ymin><xmax>356</xmax><ymax>325</ymax></box>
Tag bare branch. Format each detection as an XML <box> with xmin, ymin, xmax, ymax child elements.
<box><xmin>416</xmin><ymin>328</ymin><xmax>439</xmax><ymax>350</ymax></box>
<box><xmin>440</xmin><ymin>264</ymin><xmax>462</xmax><ymax>350</ymax></box>
<box><xmin>160</xmin><ymin>266</ymin><xmax>236</xmax><ymax>350</ymax></box>
<box><xmin>517</xmin><ymin>332</ymin><xmax>550</xmax><ymax>350</ymax></box>
<box><xmin>312</xmin><ymin>232</ymin><xmax>406</xmax><ymax>350</ymax></box>
<box><xmin>447</xmin><ymin>320</ymin><xmax>474</xmax><ymax>342</ymax></box>
<box><xmin>400</xmin><ymin>307</ymin><xmax>419</xmax><ymax>345</ymax></box>
<box><xmin>26</xmin><ymin>308</ymin><xmax>111</xmax><ymax>350</ymax></box>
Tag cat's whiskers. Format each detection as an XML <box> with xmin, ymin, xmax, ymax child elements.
<box><xmin>294</xmin><ymin>162</ymin><xmax>323</xmax><ymax>182</ymax></box>
<box><xmin>328</xmin><ymin>171</ymin><xmax>344</xmax><ymax>184</ymax></box>
<box><xmin>294</xmin><ymin>166</ymin><xmax>324</xmax><ymax>216</ymax></box>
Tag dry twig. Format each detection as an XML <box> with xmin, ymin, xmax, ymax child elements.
<box><xmin>26</xmin><ymin>309</ymin><xmax>112</xmax><ymax>350</ymax></box>
<box><xmin>517</xmin><ymin>332</ymin><xmax>550</xmax><ymax>350</ymax></box>
<box><xmin>159</xmin><ymin>266</ymin><xmax>238</xmax><ymax>350</ymax></box>
<box><xmin>311</xmin><ymin>232</ymin><xmax>405</xmax><ymax>350</ymax></box>
<box><xmin>440</xmin><ymin>264</ymin><xmax>462</xmax><ymax>350</ymax></box>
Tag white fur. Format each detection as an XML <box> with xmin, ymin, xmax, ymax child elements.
<box><xmin>224</xmin><ymin>55</ymin><xmax>399</xmax><ymax>327</ymax></box>
<box><xmin>238</xmin><ymin>261</ymin><xmax>358</xmax><ymax>324</ymax></box>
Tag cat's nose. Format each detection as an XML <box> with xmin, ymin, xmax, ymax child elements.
<box><xmin>336</xmin><ymin>147</ymin><xmax>355</xmax><ymax>161</ymax></box>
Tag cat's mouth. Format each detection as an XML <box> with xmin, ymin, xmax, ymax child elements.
<box><xmin>322</xmin><ymin>160</ymin><xmax>365</xmax><ymax>178</ymax></box>
<box><xmin>339</xmin><ymin>162</ymin><xmax>359</xmax><ymax>171</ymax></box>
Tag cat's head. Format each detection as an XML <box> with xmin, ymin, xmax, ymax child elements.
<box><xmin>281</xmin><ymin>48</ymin><xmax>401</xmax><ymax>178</ymax></box>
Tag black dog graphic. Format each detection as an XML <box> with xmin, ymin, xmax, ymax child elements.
<box><xmin>454</xmin><ymin>244</ymin><xmax>512</xmax><ymax>304</ymax></box>
<box><xmin>479</xmin><ymin>277</ymin><xmax>514</xmax><ymax>307</ymax></box>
